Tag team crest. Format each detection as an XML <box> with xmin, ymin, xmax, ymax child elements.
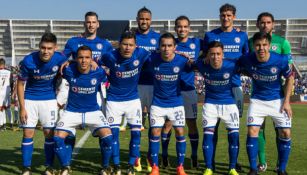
<box><xmin>223</xmin><ymin>73</ymin><xmax>230</xmax><ymax>79</ymax></box>
<box><xmin>155</xmin><ymin>74</ymin><xmax>161</xmax><ymax>80</ymax></box>
<box><xmin>57</xmin><ymin>121</ymin><xmax>64</xmax><ymax>127</ymax></box>
<box><xmin>133</xmin><ymin>60</ymin><xmax>140</xmax><ymax>67</ymax></box>
<box><xmin>150</xmin><ymin>118</ymin><xmax>156</xmax><ymax>125</ymax></box>
<box><xmin>202</xmin><ymin>119</ymin><xmax>208</xmax><ymax>126</ymax></box>
<box><xmin>271</xmin><ymin>45</ymin><xmax>277</xmax><ymax>51</ymax></box>
<box><xmin>91</xmin><ymin>78</ymin><xmax>97</xmax><ymax>85</ymax></box>
<box><xmin>96</xmin><ymin>43</ymin><xmax>103</xmax><ymax>50</ymax></box>
<box><xmin>72</xmin><ymin>87</ymin><xmax>78</xmax><ymax>92</ymax></box>
<box><xmin>52</xmin><ymin>66</ymin><xmax>59</xmax><ymax>72</ymax></box>
<box><xmin>150</xmin><ymin>38</ymin><xmax>157</xmax><ymax>45</ymax></box>
<box><xmin>234</xmin><ymin>37</ymin><xmax>240</xmax><ymax>43</ymax></box>
<box><xmin>247</xmin><ymin>117</ymin><xmax>254</xmax><ymax>123</ymax></box>
<box><xmin>108</xmin><ymin>117</ymin><xmax>114</xmax><ymax>123</ymax></box>
<box><xmin>190</xmin><ymin>43</ymin><xmax>196</xmax><ymax>50</ymax></box>
<box><xmin>116</xmin><ymin>71</ymin><xmax>122</xmax><ymax>78</ymax></box>
<box><xmin>173</xmin><ymin>66</ymin><xmax>180</xmax><ymax>73</ymax></box>
<box><xmin>252</xmin><ymin>74</ymin><xmax>259</xmax><ymax>80</ymax></box>
<box><xmin>271</xmin><ymin>67</ymin><xmax>277</xmax><ymax>74</ymax></box>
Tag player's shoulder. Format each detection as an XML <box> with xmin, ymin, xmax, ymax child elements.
<box><xmin>175</xmin><ymin>53</ymin><xmax>188</xmax><ymax>64</ymax></box>
<box><xmin>149</xmin><ymin>29</ymin><xmax>161</xmax><ymax>38</ymax></box>
<box><xmin>270</xmin><ymin>51</ymin><xmax>288</xmax><ymax>63</ymax></box>
<box><xmin>66</xmin><ymin>36</ymin><xmax>82</xmax><ymax>44</ymax></box>
<box><xmin>22</xmin><ymin>51</ymin><xmax>39</xmax><ymax>65</ymax></box>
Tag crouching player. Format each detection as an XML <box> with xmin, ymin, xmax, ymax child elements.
<box><xmin>198</xmin><ymin>41</ymin><xmax>240</xmax><ymax>175</ymax></box>
<box><xmin>54</xmin><ymin>46</ymin><xmax>113</xmax><ymax>175</ymax></box>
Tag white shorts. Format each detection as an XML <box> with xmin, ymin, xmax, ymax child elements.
<box><xmin>247</xmin><ymin>98</ymin><xmax>291</xmax><ymax>128</ymax></box>
<box><xmin>150</xmin><ymin>105</ymin><xmax>185</xmax><ymax>128</ymax></box>
<box><xmin>56</xmin><ymin>110</ymin><xmax>109</xmax><ymax>136</ymax></box>
<box><xmin>182</xmin><ymin>90</ymin><xmax>198</xmax><ymax>119</ymax></box>
<box><xmin>21</xmin><ymin>99</ymin><xmax>58</xmax><ymax>129</ymax></box>
<box><xmin>202</xmin><ymin>103</ymin><xmax>239</xmax><ymax>130</ymax></box>
<box><xmin>232</xmin><ymin>86</ymin><xmax>243</xmax><ymax>116</ymax></box>
<box><xmin>106</xmin><ymin>99</ymin><xmax>142</xmax><ymax>127</ymax></box>
<box><xmin>138</xmin><ymin>85</ymin><xmax>153</xmax><ymax>111</ymax></box>
<box><xmin>0</xmin><ymin>87</ymin><xmax>11</xmax><ymax>107</ymax></box>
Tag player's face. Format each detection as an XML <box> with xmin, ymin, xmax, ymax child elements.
<box><xmin>160</xmin><ymin>38</ymin><xmax>176</xmax><ymax>60</ymax></box>
<box><xmin>84</xmin><ymin>15</ymin><xmax>99</xmax><ymax>35</ymax></box>
<box><xmin>39</xmin><ymin>42</ymin><xmax>57</xmax><ymax>62</ymax></box>
<box><xmin>257</xmin><ymin>16</ymin><xmax>274</xmax><ymax>34</ymax></box>
<box><xmin>137</xmin><ymin>12</ymin><xmax>152</xmax><ymax>32</ymax></box>
<box><xmin>220</xmin><ymin>10</ymin><xmax>236</xmax><ymax>29</ymax></box>
<box><xmin>119</xmin><ymin>38</ymin><xmax>136</xmax><ymax>58</ymax></box>
<box><xmin>253</xmin><ymin>38</ymin><xmax>271</xmax><ymax>62</ymax></box>
<box><xmin>175</xmin><ymin>19</ymin><xmax>190</xmax><ymax>39</ymax></box>
<box><xmin>76</xmin><ymin>50</ymin><xmax>92</xmax><ymax>72</ymax></box>
<box><xmin>208</xmin><ymin>47</ymin><xmax>223</xmax><ymax>69</ymax></box>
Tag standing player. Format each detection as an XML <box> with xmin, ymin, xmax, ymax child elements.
<box><xmin>160</xmin><ymin>15</ymin><xmax>202</xmax><ymax>169</ymax></box>
<box><xmin>0</xmin><ymin>58</ymin><xmax>12</xmax><ymax>131</ymax></box>
<box><xmin>149</xmin><ymin>33</ymin><xmax>189</xmax><ymax>175</ymax></box>
<box><xmin>54</xmin><ymin>46</ymin><xmax>112</xmax><ymax>175</ymax></box>
<box><xmin>241</xmin><ymin>32</ymin><xmax>293</xmax><ymax>175</ymax></box>
<box><xmin>99</xmin><ymin>31</ymin><xmax>151</xmax><ymax>175</ymax></box>
<box><xmin>248</xmin><ymin>12</ymin><xmax>293</xmax><ymax>172</ymax></box>
<box><xmin>197</xmin><ymin>41</ymin><xmax>240</xmax><ymax>175</ymax></box>
<box><xmin>203</xmin><ymin>3</ymin><xmax>249</xmax><ymax>170</ymax></box>
<box><xmin>17</xmin><ymin>32</ymin><xmax>67</xmax><ymax>175</ymax></box>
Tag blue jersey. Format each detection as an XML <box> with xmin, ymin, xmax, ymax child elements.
<box><xmin>18</xmin><ymin>51</ymin><xmax>67</xmax><ymax>100</ymax></box>
<box><xmin>136</xmin><ymin>29</ymin><xmax>160</xmax><ymax>85</ymax></box>
<box><xmin>176</xmin><ymin>37</ymin><xmax>202</xmax><ymax>91</ymax></box>
<box><xmin>150</xmin><ymin>53</ymin><xmax>189</xmax><ymax>107</ymax></box>
<box><xmin>203</xmin><ymin>28</ymin><xmax>249</xmax><ymax>87</ymax></box>
<box><xmin>63</xmin><ymin>63</ymin><xmax>106</xmax><ymax>112</ymax></box>
<box><xmin>99</xmin><ymin>47</ymin><xmax>151</xmax><ymax>101</ymax></box>
<box><xmin>63</xmin><ymin>36</ymin><xmax>113</xmax><ymax>60</ymax></box>
<box><xmin>197</xmin><ymin>58</ymin><xmax>237</xmax><ymax>104</ymax></box>
<box><xmin>239</xmin><ymin>52</ymin><xmax>292</xmax><ymax>101</ymax></box>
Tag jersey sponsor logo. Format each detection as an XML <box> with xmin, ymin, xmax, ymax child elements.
<box><xmin>133</xmin><ymin>60</ymin><xmax>140</xmax><ymax>67</ymax></box>
<box><xmin>96</xmin><ymin>43</ymin><xmax>103</xmax><ymax>50</ymax></box>
<box><xmin>116</xmin><ymin>71</ymin><xmax>122</xmax><ymax>77</ymax></box>
<box><xmin>173</xmin><ymin>66</ymin><xmax>180</xmax><ymax>73</ymax></box>
<box><xmin>33</xmin><ymin>69</ymin><xmax>40</xmax><ymax>73</ymax></box>
<box><xmin>234</xmin><ymin>37</ymin><xmax>241</xmax><ymax>43</ymax></box>
<box><xmin>91</xmin><ymin>78</ymin><xmax>97</xmax><ymax>85</ymax></box>
<box><xmin>52</xmin><ymin>66</ymin><xmax>59</xmax><ymax>72</ymax></box>
<box><xmin>252</xmin><ymin>73</ymin><xmax>277</xmax><ymax>82</ymax></box>
<box><xmin>270</xmin><ymin>67</ymin><xmax>278</xmax><ymax>74</ymax></box>
<box><xmin>150</xmin><ymin>38</ymin><xmax>157</xmax><ymax>45</ymax></box>
<box><xmin>189</xmin><ymin>43</ymin><xmax>196</xmax><ymax>50</ymax></box>
<box><xmin>223</xmin><ymin>73</ymin><xmax>230</xmax><ymax>79</ymax></box>
<box><xmin>115</xmin><ymin>68</ymin><xmax>138</xmax><ymax>78</ymax></box>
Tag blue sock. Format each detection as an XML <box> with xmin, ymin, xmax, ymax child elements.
<box><xmin>246</xmin><ymin>136</ymin><xmax>258</xmax><ymax>171</ymax></box>
<box><xmin>21</xmin><ymin>137</ymin><xmax>34</xmax><ymax>167</ymax></box>
<box><xmin>188</xmin><ymin>133</ymin><xmax>199</xmax><ymax>158</ymax></box>
<box><xmin>129</xmin><ymin>129</ymin><xmax>141</xmax><ymax>165</ymax></box>
<box><xmin>278</xmin><ymin>138</ymin><xmax>291</xmax><ymax>172</ymax></box>
<box><xmin>161</xmin><ymin>131</ymin><xmax>171</xmax><ymax>158</ymax></box>
<box><xmin>44</xmin><ymin>138</ymin><xmax>55</xmax><ymax>167</ymax></box>
<box><xmin>54</xmin><ymin>136</ymin><xmax>70</xmax><ymax>167</ymax></box>
<box><xmin>111</xmin><ymin>128</ymin><xmax>120</xmax><ymax>165</ymax></box>
<box><xmin>149</xmin><ymin>135</ymin><xmax>160</xmax><ymax>166</ymax></box>
<box><xmin>228</xmin><ymin>130</ymin><xmax>239</xmax><ymax>169</ymax></box>
<box><xmin>99</xmin><ymin>134</ymin><xmax>113</xmax><ymax>167</ymax></box>
<box><xmin>176</xmin><ymin>135</ymin><xmax>186</xmax><ymax>166</ymax></box>
<box><xmin>203</xmin><ymin>130</ymin><xmax>214</xmax><ymax>169</ymax></box>
<box><xmin>147</xmin><ymin>127</ymin><xmax>152</xmax><ymax>160</ymax></box>
<box><xmin>212</xmin><ymin>121</ymin><xmax>220</xmax><ymax>165</ymax></box>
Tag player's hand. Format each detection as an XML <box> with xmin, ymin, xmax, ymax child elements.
<box><xmin>281</xmin><ymin>101</ymin><xmax>292</xmax><ymax>118</ymax></box>
<box><xmin>0</xmin><ymin>106</ymin><xmax>4</xmax><ymax>111</ymax></box>
<box><xmin>90</xmin><ymin>60</ymin><xmax>98</xmax><ymax>70</ymax></box>
<box><xmin>60</xmin><ymin>61</ymin><xmax>71</xmax><ymax>75</ymax></box>
<box><xmin>19</xmin><ymin>107</ymin><xmax>28</xmax><ymax>125</ymax></box>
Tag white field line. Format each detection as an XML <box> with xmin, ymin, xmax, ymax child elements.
<box><xmin>72</xmin><ymin>130</ymin><xmax>91</xmax><ymax>159</ymax></box>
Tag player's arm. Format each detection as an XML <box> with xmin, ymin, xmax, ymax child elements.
<box><xmin>17</xmin><ymin>79</ymin><xmax>27</xmax><ymax>124</ymax></box>
<box><xmin>281</xmin><ymin>74</ymin><xmax>294</xmax><ymax>118</ymax></box>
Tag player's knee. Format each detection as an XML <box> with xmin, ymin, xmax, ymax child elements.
<box><xmin>186</xmin><ymin>119</ymin><xmax>198</xmax><ymax>133</ymax></box>
<box><xmin>54</xmin><ymin>136</ymin><xmax>65</xmax><ymax>148</ymax></box>
<box><xmin>23</xmin><ymin>129</ymin><xmax>35</xmax><ymax>138</ymax></box>
<box><xmin>278</xmin><ymin>128</ymin><xmax>291</xmax><ymax>139</ymax></box>
<box><xmin>174</xmin><ymin>127</ymin><xmax>185</xmax><ymax>136</ymax></box>
<box><xmin>248</xmin><ymin>126</ymin><xmax>260</xmax><ymax>137</ymax></box>
<box><xmin>151</xmin><ymin>127</ymin><xmax>161</xmax><ymax>136</ymax></box>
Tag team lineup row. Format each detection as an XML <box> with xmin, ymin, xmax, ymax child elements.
<box><xmin>7</xmin><ymin>3</ymin><xmax>293</xmax><ymax>175</ymax></box>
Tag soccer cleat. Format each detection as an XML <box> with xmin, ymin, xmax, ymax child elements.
<box><xmin>203</xmin><ymin>168</ymin><xmax>213</xmax><ymax>175</ymax></box>
<box><xmin>126</xmin><ymin>165</ymin><xmax>135</xmax><ymax>175</ymax></box>
<box><xmin>277</xmin><ymin>171</ymin><xmax>288</xmax><ymax>175</ymax></box>
<box><xmin>146</xmin><ymin>158</ymin><xmax>152</xmax><ymax>172</ymax></box>
<box><xmin>247</xmin><ymin>169</ymin><xmax>258</xmax><ymax>175</ymax></box>
<box><xmin>133</xmin><ymin>157</ymin><xmax>142</xmax><ymax>172</ymax></box>
<box><xmin>257</xmin><ymin>163</ymin><xmax>267</xmax><ymax>172</ymax></box>
<box><xmin>60</xmin><ymin>166</ymin><xmax>72</xmax><ymax>175</ymax></box>
<box><xmin>149</xmin><ymin>165</ymin><xmax>160</xmax><ymax>175</ymax></box>
<box><xmin>228</xmin><ymin>168</ymin><xmax>239</xmax><ymax>175</ymax></box>
<box><xmin>21</xmin><ymin>167</ymin><xmax>32</xmax><ymax>175</ymax></box>
<box><xmin>99</xmin><ymin>166</ymin><xmax>112</xmax><ymax>175</ymax></box>
<box><xmin>176</xmin><ymin>165</ymin><xmax>187</xmax><ymax>175</ymax></box>
<box><xmin>43</xmin><ymin>166</ymin><xmax>55</xmax><ymax>175</ymax></box>
<box><xmin>161</xmin><ymin>156</ymin><xmax>169</xmax><ymax>168</ymax></box>
<box><xmin>190</xmin><ymin>156</ymin><xmax>199</xmax><ymax>169</ymax></box>
<box><xmin>235</xmin><ymin>163</ymin><xmax>242</xmax><ymax>172</ymax></box>
<box><xmin>112</xmin><ymin>165</ymin><xmax>121</xmax><ymax>175</ymax></box>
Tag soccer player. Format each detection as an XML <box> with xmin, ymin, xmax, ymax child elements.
<box><xmin>203</xmin><ymin>3</ymin><xmax>249</xmax><ymax>170</ymax></box>
<box><xmin>160</xmin><ymin>15</ymin><xmax>202</xmax><ymax>168</ymax></box>
<box><xmin>241</xmin><ymin>32</ymin><xmax>293</xmax><ymax>175</ymax></box>
<box><xmin>248</xmin><ymin>12</ymin><xmax>293</xmax><ymax>172</ymax></box>
<box><xmin>0</xmin><ymin>58</ymin><xmax>12</xmax><ymax>131</ymax></box>
<box><xmin>54</xmin><ymin>46</ymin><xmax>112</xmax><ymax>175</ymax></box>
<box><xmin>98</xmin><ymin>31</ymin><xmax>151</xmax><ymax>175</ymax></box>
<box><xmin>17</xmin><ymin>32</ymin><xmax>67</xmax><ymax>175</ymax></box>
<box><xmin>149</xmin><ymin>33</ymin><xmax>189</xmax><ymax>175</ymax></box>
<box><xmin>197</xmin><ymin>41</ymin><xmax>240</xmax><ymax>175</ymax></box>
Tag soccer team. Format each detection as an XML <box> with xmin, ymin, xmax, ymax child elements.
<box><xmin>14</xmin><ymin>3</ymin><xmax>293</xmax><ymax>175</ymax></box>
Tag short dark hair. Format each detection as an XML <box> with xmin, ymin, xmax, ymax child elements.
<box><xmin>159</xmin><ymin>32</ymin><xmax>176</xmax><ymax>46</ymax></box>
<box><xmin>40</xmin><ymin>32</ymin><xmax>57</xmax><ymax>44</ymax></box>
<box><xmin>219</xmin><ymin>3</ymin><xmax>236</xmax><ymax>15</ymax></box>
<box><xmin>208</xmin><ymin>41</ymin><xmax>224</xmax><ymax>50</ymax></box>
<box><xmin>252</xmin><ymin>32</ymin><xmax>272</xmax><ymax>44</ymax></box>
<box><xmin>257</xmin><ymin>12</ymin><xmax>275</xmax><ymax>23</ymax></box>
<box><xmin>77</xmin><ymin>45</ymin><xmax>92</xmax><ymax>57</ymax></box>
<box><xmin>175</xmin><ymin>15</ymin><xmax>190</xmax><ymax>26</ymax></box>
<box><xmin>119</xmin><ymin>31</ymin><xmax>136</xmax><ymax>43</ymax></box>
<box><xmin>0</xmin><ymin>58</ymin><xmax>5</xmax><ymax>65</ymax></box>
<box><xmin>137</xmin><ymin>6</ymin><xmax>152</xmax><ymax>17</ymax></box>
<box><xmin>85</xmin><ymin>11</ymin><xmax>98</xmax><ymax>20</ymax></box>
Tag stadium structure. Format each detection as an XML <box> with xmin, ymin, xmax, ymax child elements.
<box><xmin>1</xmin><ymin>18</ymin><xmax>307</xmax><ymax>72</ymax></box>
